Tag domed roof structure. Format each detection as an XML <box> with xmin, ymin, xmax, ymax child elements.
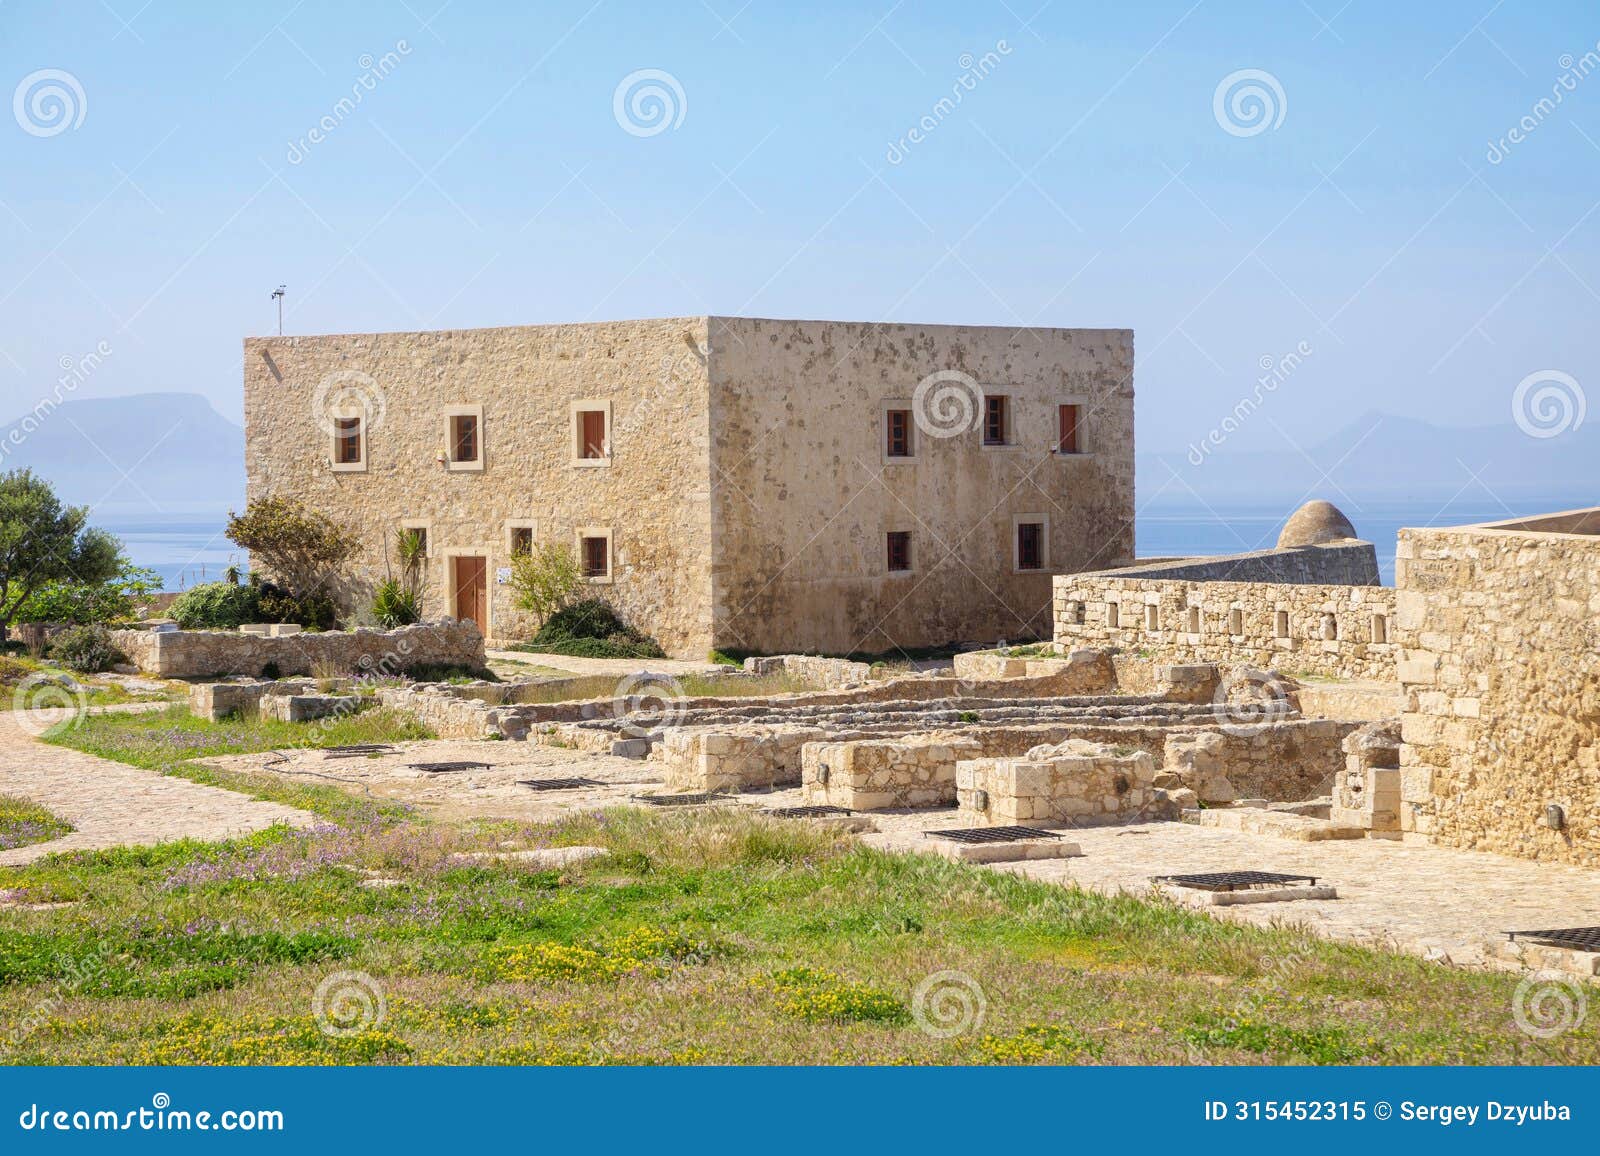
<box><xmin>1276</xmin><ymin>500</ymin><xmax>1359</xmax><ymax>548</ymax></box>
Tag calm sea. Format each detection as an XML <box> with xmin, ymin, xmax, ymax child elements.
<box><xmin>103</xmin><ymin>494</ymin><xmax>1586</xmax><ymax>592</ymax></box>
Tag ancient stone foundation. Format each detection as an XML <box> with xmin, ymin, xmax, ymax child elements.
<box><xmin>1331</xmin><ymin>720</ymin><xmax>1402</xmax><ymax>835</ymax></box>
<box><xmin>955</xmin><ymin>740</ymin><xmax>1187</xmax><ymax>826</ymax></box>
<box><xmin>113</xmin><ymin>620</ymin><xmax>484</xmax><ymax>679</ymax></box>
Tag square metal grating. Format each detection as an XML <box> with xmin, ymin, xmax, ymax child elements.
<box><xmin>767</xmin><ymin>805</ymin><xmax>853</xmax><ymax>819</ymax></box>
<box><xmin>630</xmin><ymin>792</ymin><xmax>728</xmax><ymax>807</ymax></box>
<box><xmin>1507</xmin><ymin>927</ymin><xmax>1600</xmax><ymax>951</ymax></box>
<box><xmin>517</xmin><ymin>777</ymin><xmax>603</xmax><ymax>792</ymax></box>
<box><xmin>406</xmin><ymin>760</ymin><xmax>492</xmax><ymax>774</ymax></box>
<box><xmin>925</xmin><ymin>825</ymin><xmax>1063</xmax><ymax>845</ymax></box>
<box><xmin>323</xmin><ymin>744</ymin><xmax>396</xmax><ymax>759</ymax></box>
<box><xmin>1151</xmin><ymin>870</ymin><xmax>1319</xmax><ymax>892</ymax></box>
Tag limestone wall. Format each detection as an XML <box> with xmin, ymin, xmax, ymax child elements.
<box><xmin>955</xmin><ymin>741</ymin><xmax>1177</xmax><ymax>826</ymax></box>
<box><xmin>111</xmin><ymin>620</ymin><xmax>484</xmax><ymax>679</ymax></box>
<box><xmin>708</xmin><ymin>318</ymin><xmax>1135</xmax><ymax>654</ymax></box>
<box><xmin>659</xmin><ymin>726</ymin><xmax>830</xmax><ymax>792</ymax></box>
<box><xmin>1396</xmin><ymin>515</ymin><xmax>1600</xmax><ymax>864</ymax></box>
<box><xmin>742</xmin><ymin>654</ymin><xmax>872</xmax><ymax>689</ymax></box>
<box><xmin>800</xmin><ymin>737</ymin><xmax>982</xmax><ymax>810</ymax></box>
<box><xmin>243</xmin><ymin>319</ymin><xmax>716</xmax><ymax>655</ymax></box>
<box><xmin>1160</xmin><ymin>719</ymin><xmax>1360</xmax><ymax>803</ymax></box>
<box><xmin>1088</xmin><ymin>540</ymin><xmax>1380</xmax><ymax>586</ymax></box>
<box><xmin>1053</xmin><ymin>573</ymin><xmax>1397</xmax><ymax>680</ymax></box>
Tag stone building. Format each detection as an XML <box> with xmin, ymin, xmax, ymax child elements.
<box><xmin>243</xmin><ymin>317</ymin><xmax>1134</xmax><ymax>657</ymax></box>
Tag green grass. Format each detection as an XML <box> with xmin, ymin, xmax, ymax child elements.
<box><xmin>0</xmin><ymin>796</ymin><xmax>73</xmax><ymax>853</ymax></box>
<box><xmin>0</xmin><ymin>804</ymin><xmax>1590</xmax><ymax>1066</ymax></box>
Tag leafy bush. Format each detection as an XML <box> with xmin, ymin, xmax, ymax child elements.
<box><xmin>506</xmin><ymin>542</ymin><xmax>581</xmax><ymax>625</ymax></box>
<box><xmin>48</xmin><ymin>625</ymin><xmax>126</xmax><ymax>673</ymax></box>
<box><xmin>523</xmin><ymin>598</ymin><xmax>665</xmax><ymax>660</ymax></box>
<box><xmin>225</xmin><ymin>498</ymin><xmax>357</xmax><ymax>600</ymax></box>
<box><xmin>256</xmin><ymin>584</ymin><xmax>337</xmax><ymax>631</ymax></box>
<box><xmin>169</xmin><ymin>582</ymin><xmax>261</xmax><ymax>630</ymax></box>
<box><xmin>16</xmin><ymin>561</ymin><xmax>163</xmax><ymax>626</ymax></box>
<box><xmin>370</xmin><ymin>579</ymin><xmax>421</xmax><ymax>628</ymax></box>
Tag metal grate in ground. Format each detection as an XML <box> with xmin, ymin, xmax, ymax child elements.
<box><xmin>517</xmin><ymin>777</ymin><xmax>604</xmax><ymax>792</ymax></box>
<box><xmin>925</xmin><ymin>825</ymin><xmax>1063</xmax><ymax>845</ymax></box>
<box><xmin>1151</xmin><ymin>870</ymin><xmax>1319</xmax><ymax>892</ymax></box>
<box><xmin>630</xmin><ymin>792</ymin><xmax>730</xmax><ymax>807</ymax></box>
<box><xmin>1506</xmin><ymin>927</ymin><xmax>1600</xmax><ymax>951</ymax></box>
<box><xmin>323</xmin><ymin>744</ymin><xmax>397</xmax><ymax>759</ymax></box>
<box><xmin>406</xmin><ymin>760</ymin><xmax>493</xmax><ymax>774</ymax></box>
<box><xmin>766</xmin><ymin>805</ymin><xmax>853</xmax><ymax>819</ymax></box>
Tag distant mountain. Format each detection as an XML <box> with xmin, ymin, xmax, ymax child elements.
<box><xmin>0</xmin><ymin>392</ymin><xmax>243</xmax><ymax>515</ymax></box>
<box><xmin>1141</xmin><ymin>410</ymin><xmax>1599</xmax><ymax>506</ymax></box>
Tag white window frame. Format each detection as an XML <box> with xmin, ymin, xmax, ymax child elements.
<box><xmin>399</xmin><ymin>519</ymin><xmax>433</xmax><ymax>560</ymax></box>
<box><xmin>571</xmin><ymin>400</ymin><xmax>613</xmax><ymax>468</ymax></box>
<box><xmin>884</xmin><ymin>527</ymin><xmax>915</xmax><ymax>575</ymax></box>
<box><xmin>329</xmin><ymin>407</ymin><xmax>368</xmax><ymax>473</ymax></box>
<box><xmin>1011</xmin><ymin>512</ymin><xmax>1050</xmax><ymax>574</ymax></box>
<box><xmin>1052</xmin><ymin>394</ymin><xmax>1092</xmax><ymax>456</ymax></box>
<box><xmin>505</xmin><ymin>519</ymin><xmax>538</xmax><ymax>558</ymax></box>
<box><xmin>881</xmin><ymin>400</ymin><xmax>918</xmax><ymax>466</ymax></box>
<box><xmin>443</xmin><ymin>404</ymin><xmax>485</xmax><ymax>472</ymax></box>
<box><xmin>980</xmin><ymin>390</ymin><xmax>1020</xmax><ymax>450</ymax></box>
<box><xmin>576</xmin><ymin>526</ymin><xmax>615</xmax><ymax>584</ymax></box>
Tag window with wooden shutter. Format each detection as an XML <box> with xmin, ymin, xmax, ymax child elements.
<box><xmin>580</xmin><ymin>410</ymin><xmax>607</xmax><ymax>459</ymax></box>
<box><xmin>1016</xmin><ymin>522</ymin><xmax>1043</xmax><ymax>570</ymax></box>
<box><xmin>886</xmin><ymin>531</ymin><xmax>912</xmax><ymax>572</ymax></box>
<box><xmin>581</xmin><ymin>535</ymin><xmax>609</xmax><ymax>578</ymax></box>
<box><xmin>984</xmin><ymin>395</ymin><xmax>1009</xmax><ymax>445</ymax></box>
<box><xmin>1057</xmin><ymin>404</ymin><xmax>1082</xmax><ymax>453</ymax></box>
<box><xmin>451</xmin><ymin>414</ymin><xmax>478</xmax><ymax>463</ymax></box>
<box><xmin>886</xmin><ymin>409</ymin><xmax>912</xmax><ymax>457</ymax></box>
<box><xmin>510</xmin><ymin>527</ymin><xmax>533</xmax><ymax>555</ymax></box>
<box><xmin>334</xmin><ymin>416</ymin><xmax>362</xmax><ymax>465</ymax></box>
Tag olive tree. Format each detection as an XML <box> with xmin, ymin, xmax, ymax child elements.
<box><xmin>0</xmin><ymin>469</ymin><xmax>120</xmax><ymax>641</ymax></box>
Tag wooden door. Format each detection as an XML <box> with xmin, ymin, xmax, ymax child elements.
<box><xmin>453</xmin><ymin>556</ymin><xmax>487</xmax><ymax>628</ymax></box>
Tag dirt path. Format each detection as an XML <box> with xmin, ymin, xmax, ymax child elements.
<box><xmin>0</xmin><ymin>706</ymin><xmax>317</xmax><ymax>867</ymax></box>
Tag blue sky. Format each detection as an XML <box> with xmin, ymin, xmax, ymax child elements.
<box><xmin>3</xmin><ymin>0</ymin><xmax>1597</xmax><ymax>454</ymax></box>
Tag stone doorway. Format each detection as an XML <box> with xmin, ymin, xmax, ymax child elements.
<box><xmin>451</xmin><ymin>556</ymin><xmax>487</xmax><ymax>628</ymax></box>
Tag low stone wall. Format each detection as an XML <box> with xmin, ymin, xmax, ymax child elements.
<box><xmin>801</xmin><ymin>737</ymin><xmax>981</xmax><ymax>810</ymax></box>
<box><xmin>112</xmin><ymin>620</ymin><xmax>484</xmax><ymax>679</ymax></box>
<box><xmin>950</xmin><ymin>647</ymin><xmax>1118</xmax><ymax>693</ymax></box>
<box><xmin>743</xmin><ymin>654</ymin><xmax>872</xmax><ymax>688</ymax></box>
<box><xmin>659</xmin><ymin>726</ymin><xmax>830</xmax><ymax>792</ymax></box>
<box><xmin>1161</xmin><ymin>719</ymin><xmax>1362</xmax><ymax>802</ymax></box>
<box><xmin>1331</xmin><ymin>720</ymin><xmax>1401</xmax><ymax>834</ymax></box>
<box><xmin>189</xmin><ymin>680</ymin><xmax>315</xmax><ymax>721</ymax></box>
<box><xmin>1078</xmin><ymin>540</ymin><xmax>1381</xmax><ymax>585</ymax></box>
<box><xmin>955</xmin><ymin>740</ymin><xmax>1182</xmax><ymax>826</ymax></box>
<box><xmin>1053</xmin><ymin>574</ymin><xmax>1397</xmax><ymax>681</ymax></box>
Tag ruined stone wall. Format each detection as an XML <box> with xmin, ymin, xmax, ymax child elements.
<box><xmin>1161</xmin><ymin>719</ymin><xmax>1361</xmax><ymax>803</ymax></box>
<box><xmin>1396</xmin><ymin>517</ymin><xmax>1600</xmax><ymax>865</ymax></box>
<box><xmin>1053</xmin><ymin>574</ymin><xmax>1397</xmax><ymax>680</ymax></box>
<box><xmin>1089</xmin><ymin>541</ymin><xmax>1380</xmax><ymax>586</ymax></box>
<box><xmin>112</xmin><ymin>620</ymin><xmax>484</xmax><ymax>679</ymax></box>
<box><xmin>708</xmin><ymin>318</ymin><xmax>1135</xmax><ymax>654</ymax></box>
<box><xmin>956</xmin><ymin>742</ymin><xmax>1174</xmax><ymax>826</ymax></box>
<box><xmin>243</xmin><ymin>319</ymin><xmax>715</xmax><ymax>656</ymax></box>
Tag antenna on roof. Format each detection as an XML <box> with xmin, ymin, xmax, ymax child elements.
<box><xmin>270</xmin><ymin>285</ymin><xmax>286</xmax><ymax>336</ymax></box>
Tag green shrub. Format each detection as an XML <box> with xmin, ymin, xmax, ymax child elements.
<box><xmin>47</xmin><ymin>625</ymin><xmax>126</xmax><ymax>673</ymax></box>
<box><xmin>169</xmin><ymin>582</ymin><xmax>261</xmax><ymax>630</ymax></box>
<box><xmin>256</xmin><ymin>584</ymin><xmax>337</xmax><ymax>631</ymax></box>
<box><xmin>370</xmin><ymin>579</ymin><xmax>420</xmax><ymax>628</ymax></box>
<box><xmin>523</xmin><ymin>598</ymin><xmax>666</xmax><ymax>660</ymax></box>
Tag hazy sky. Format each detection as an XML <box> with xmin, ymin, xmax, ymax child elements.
<box><xmin>4</xmin><ymin>0</ymin><xmax>1597</xmax><ymax>454</ymax></box>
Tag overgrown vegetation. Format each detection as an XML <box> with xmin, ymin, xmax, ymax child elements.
<box><xmin>46</xmin><ymin>625</ymin><xmax>126</xmax><ymax>673</ymax></box>
<box><xmin>506</xmin><ymin>542</ymin><xmax>581</xmax><ymax>627</ymax></box>
<box><xmin>370</xmin><ymin>579</ymin><xmax>421</xmax><ymax>629</ymax></box>
<box><xmin>0</xmin><ymin>469</ymin><xmax>122</xmax><ymax>641</ymax></box>
<box><xmin>224</xmin><ymin>498</ymin><xmax>357</xmax><ymax>630</ymax></box>
<box><xmin>515</xmin><ymin>599</ymin><xmax>666</xmax><ymax>660</ymax></box>
<box><xmin>0</xmin><ymin>796</ymin><xmax>72</xmax><ymax>852</ymax></box>
<box><xmin>170</xmin><ymin>581</ymin><xmax>262</xmax><ymax>630</ymax></box>
<box><xmin>0</xmin><ymin>805</ymin><xmax>1587</xmax><ymax>1065</ymax></box>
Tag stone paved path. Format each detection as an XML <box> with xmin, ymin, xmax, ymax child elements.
<box><xmin>0</xmin><ymin>707</ymin><xmax>317</xmax><ymax>867</ymax></box>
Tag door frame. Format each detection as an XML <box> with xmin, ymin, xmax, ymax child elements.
<box><xmin>442</xmin><ymin>547</ymin><xmax>493</xmax><ymax>637</ymax></box>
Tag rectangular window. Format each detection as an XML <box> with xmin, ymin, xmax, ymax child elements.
<box><xmin>1145</xmin><ymin>604</ymin><xmax>1159</xmax><ymax>631</ymax></box>
<box><xmin>580</xmin><ymin>410</ymin><xmax>607</xmax><ymax>459</ymax></box>
<box><xmin>334</xmin><ymin>416</ymin><xmax>362</xmax><ymax>465</ymax></box>
<box><xmin>886</xmin><ymin>531</ymin><xmax>912</xmax><ymax>572</ymax></box>
<box><xmin>1106</xmin><ymin>602</ymin><xmax>1119</xmax><ymax>629</ymax></box>
<box><xmin>580</xmin><ymin>535</ymin><xmax>609</xmax><ymax>579</ymax></box>
<box><xmin>1187</xmin><ymin>606</ymin><xmax>1201</xmax><ymax>633</ymax></box>
<box><xmin>984</xmin><ymin>395</ymin><xmax>1009</xmax><ymax>446</ymax></box>
<box><xmin>1057</xmin><ymin>404</ymin><xmax>1082</xmax><ymax>453</ymax></box>
<box><xmin>1016</xmin><ymin>521</ymin><xmax>1043</xmax><ymax>570</ymax></box>
<box><xmin>886</xmin><ymin>409</ymin><xmax>913</xmax><ymax>458</ymax></box>
<box><xmin>510</xmin><ymin>526</ymin><xmax>534</xmax><ymax>556</ymax></box>
<box><xmin>451</xmin><ymin>413</ymin><xmax>479</xmax><ymax>464</ymax></box>
<box><xmin>1371</xmin><ymin>613</ymin><xmax>1389</xmax><ymax>644</ymax></box>
<box><xmin>1275</xmin><ymin>610</ymin><xmax>1290</xmax><ymax>638</ymax></box>
<box><xmin>1228</xmin><ymin>608</ymin><xmax>1243</xmax><ymax>634</ymax></box>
